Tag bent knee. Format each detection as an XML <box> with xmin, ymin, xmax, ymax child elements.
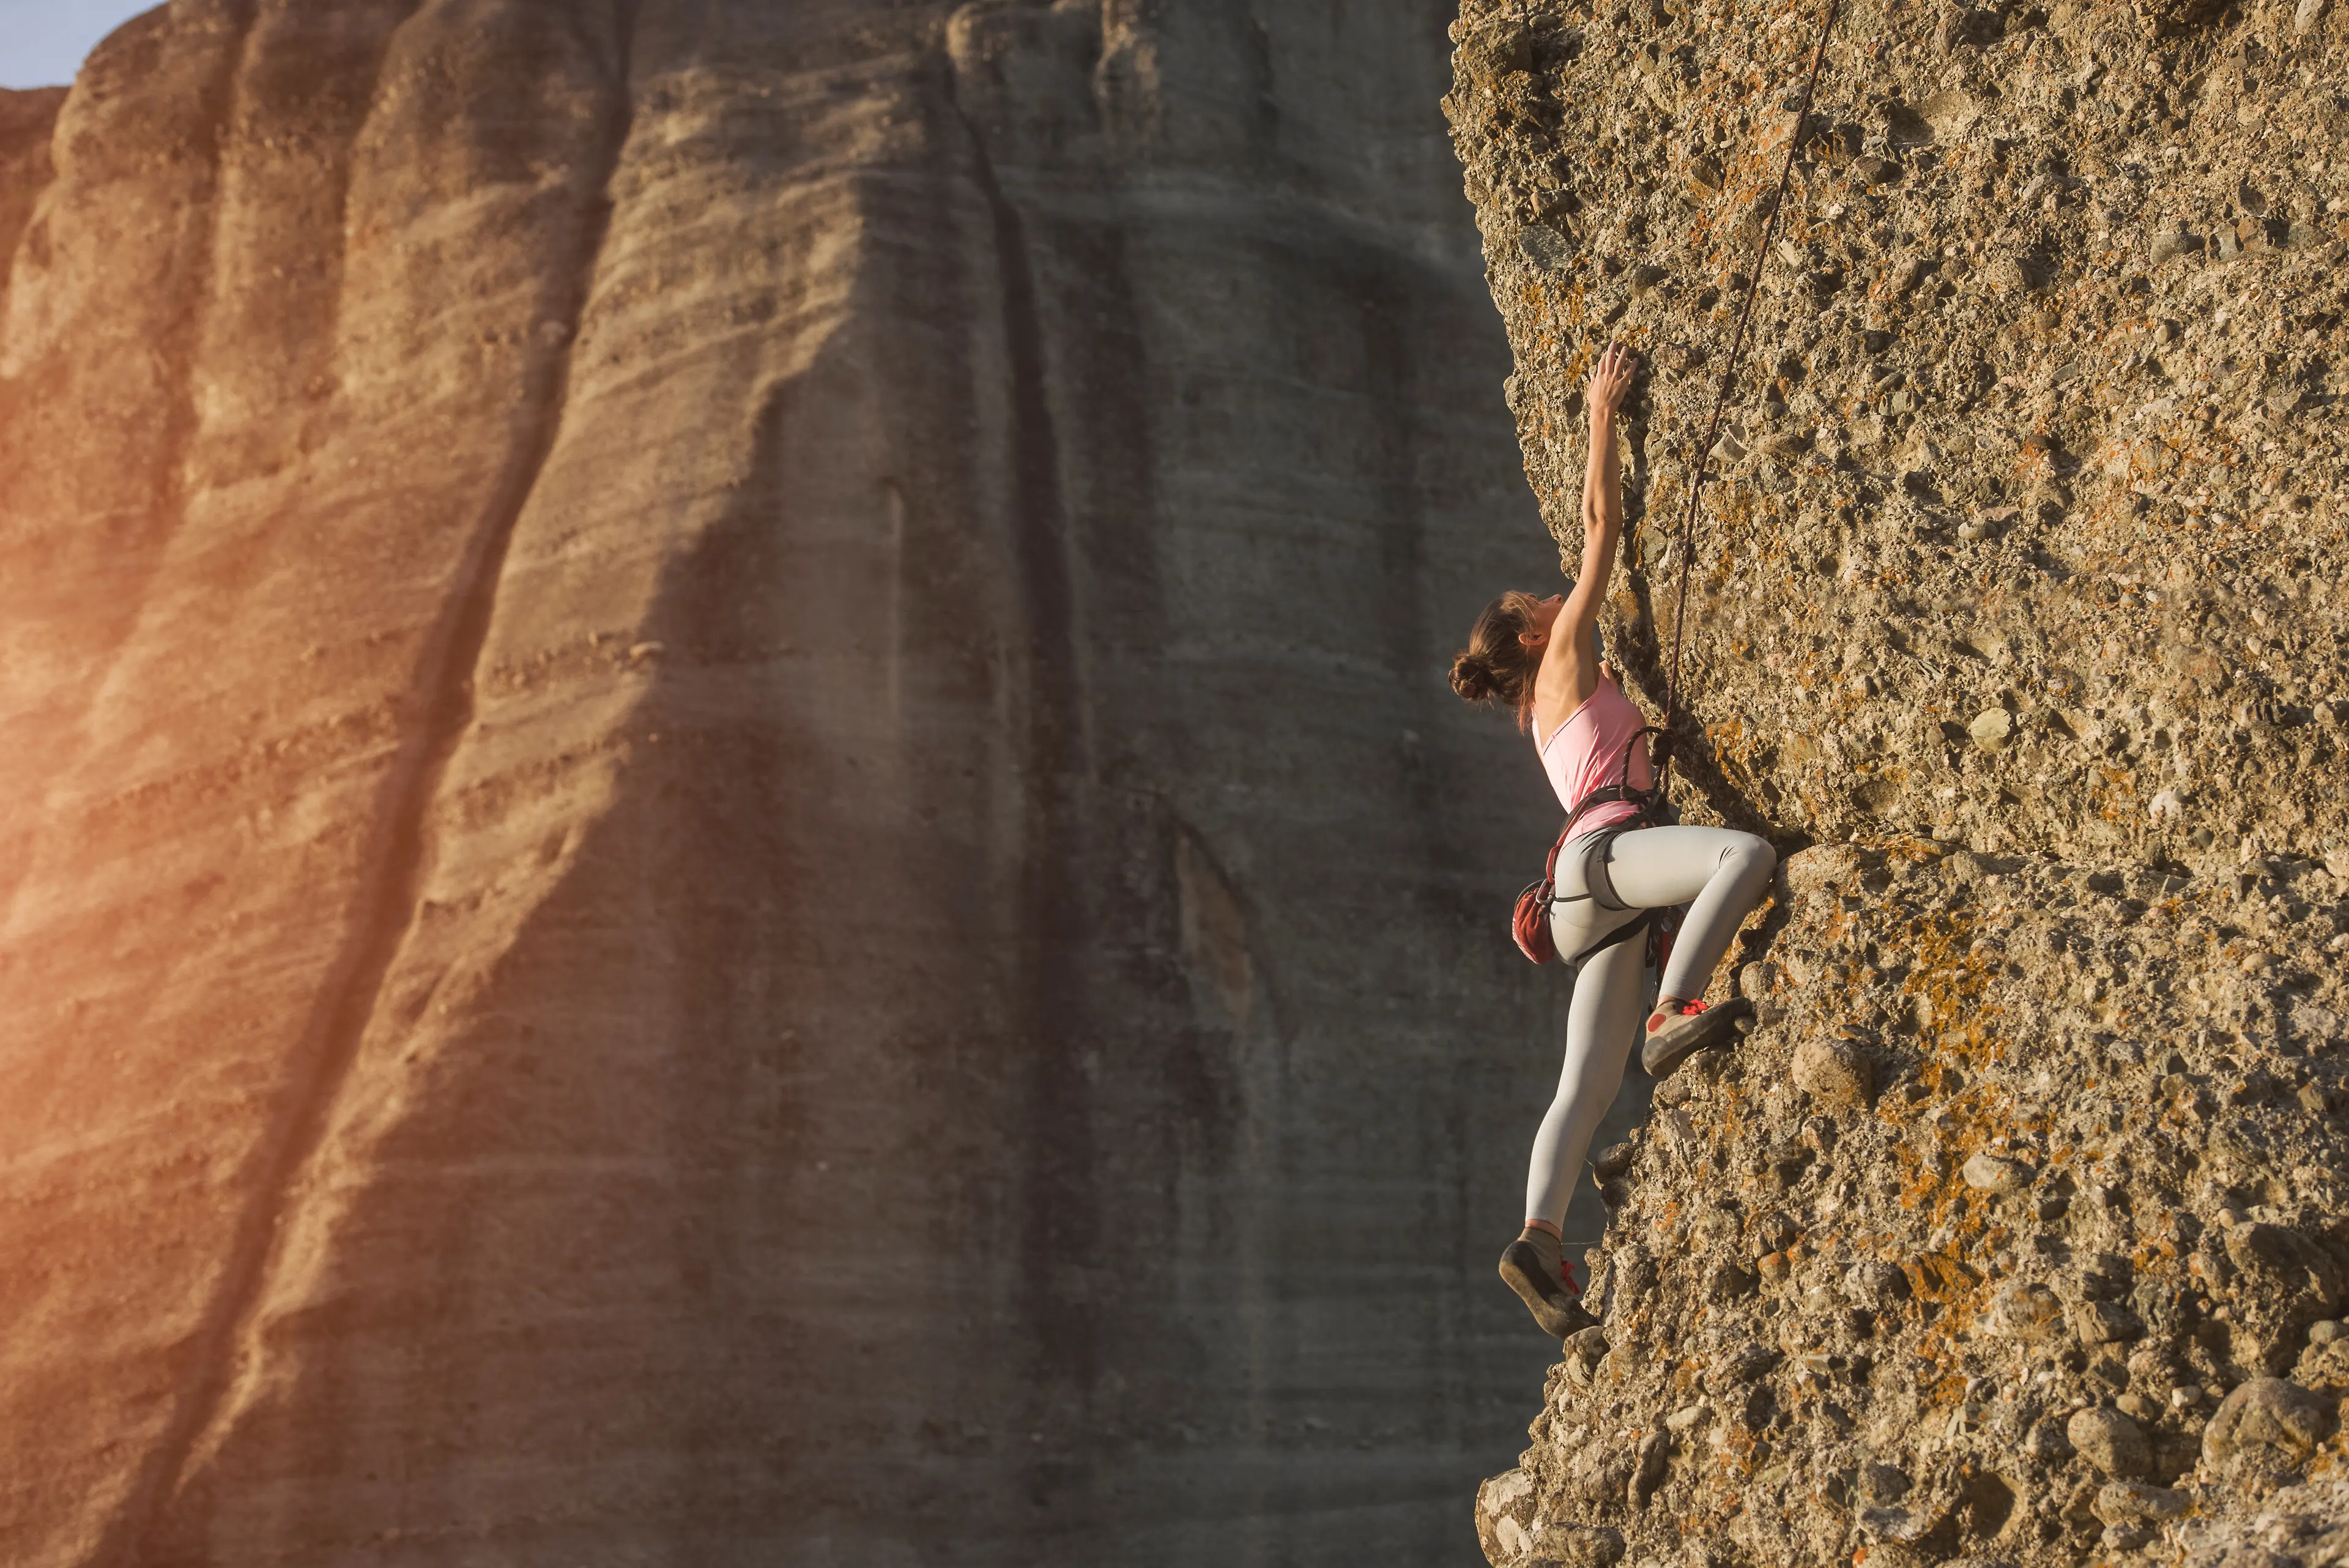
<box><xmin>1722</xmin><ymin>831</ymin><xmax>1775</xmax><ymax>876</ymax></box>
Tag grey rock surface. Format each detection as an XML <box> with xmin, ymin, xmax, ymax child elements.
<box><xmin>0</xmin><ymin>5</ymin><xmax>1601</xmax><ymax>1566</ymax></box>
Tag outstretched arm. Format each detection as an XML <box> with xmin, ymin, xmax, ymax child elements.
<box><xmin>1533</xmin><ymin>343</ymin><xmax>1638</xmax><ymax>725</ymax></box>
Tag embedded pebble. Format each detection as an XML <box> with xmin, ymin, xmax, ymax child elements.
<box><xmin>2068</xmin><ymin>1407</ymin><xmax>2153</xmax><ymax>1479</ymax></box>
<box><xmin>1961</xmin><ymin>1152</ymin><xmax>2033</xmax><ymax>1193</ymax></box>
<box><xmin>1967</xmin><ymin>708</ymin><xmax>2014</xmax><ymax>752</ymax></box>
<box><xmin>2072</xmin><ymin>1299</ymin><xmax>2147</xmax><ymax>1345</ymax></box>
<box><xmin>1793</xmin><ymin>1035</ymin><xmax>1874</xmax><ymax>1109</ymax></box>
<box><xmin>2093</xmin><ymin>1481</ymin><xmax>2191</xmax><ymax>1526</ymax></box>
<box><xmin>2204</xmin><ymin>1378</ymin><xmax>2336</xmax><ymax>1471</ymax></box>
<box><xmin>1535</xmin><ymin>1522</ymin><xmax>1626</xmax><ymax>1568</ymax></box>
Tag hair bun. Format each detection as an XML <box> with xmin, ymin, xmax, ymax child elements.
<box><xmin>1450</xmin><ymin>650</ymin><xmax>1494</xmax><ymax>702</ymax></box>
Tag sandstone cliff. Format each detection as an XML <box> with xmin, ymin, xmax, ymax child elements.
<box><xmin>1448</xmin><ymin>0</ymin><xmax>2349</xmax><ymax>1561</ymax></box>
<box><xmin>0</xmin><ymin>4</ymin><xmax>1584</xmax><ymax>1564</ymax></box>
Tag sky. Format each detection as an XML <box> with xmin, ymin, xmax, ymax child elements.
<box><xmin>1</xmin><ymin>0</ymin><xmax>157</xmax><ymax>91</ymax></box>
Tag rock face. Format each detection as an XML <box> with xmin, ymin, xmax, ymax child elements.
<box><xmin>1449</xmin><ymin>0</ymin><xmax>2349</xmax><ymax>1560</ymax></box>
<box><xmin>0</xmin><ymin>4</ymin><xmax>1605</xmax><ymax>1564</ymax></box>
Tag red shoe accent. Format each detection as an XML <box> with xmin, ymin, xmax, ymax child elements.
<box><xmin>1649</xmin><ymin>997</ymin><xmax>1713</xmax><ymax>1032</ymax></box>
<box><xmin>1560</xmin><ymin>1259</ymin><xmax>1583</xmax><ymax>1296</ymax></box>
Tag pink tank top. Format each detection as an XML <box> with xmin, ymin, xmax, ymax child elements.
<box><xmin>1537</xmin><ymin>678</ymin><xmax>1655</xmax><ymax>835</ymax></box>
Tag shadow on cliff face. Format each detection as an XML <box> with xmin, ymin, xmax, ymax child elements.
<box><xmin>302</xmin><ymin>97</ymin><xmax>1587</xmax><ymax>1568</ymax></box>
<box><xmin>0</xmin><ymin>3</ymin><xmax>1641</xmax><ymax>1563</ymax></box>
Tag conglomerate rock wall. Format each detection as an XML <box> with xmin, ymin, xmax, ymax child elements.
<box><xmin>1447</xmin><ymin>0</ymin><xmax>2349</xmax><ymax>1561</ymax></box>
<box><xmin>0</xmin><ymin>2</ymin><xmax>1612</xmax><ymax>1564</ymax></box>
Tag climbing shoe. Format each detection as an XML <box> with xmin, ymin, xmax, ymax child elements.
<box><xmin>1640</xmin><ymin>995</ymin><xmax>1754</xmax><ymax>1079</ymax></box>
<box><xmin>1499</xmin><ymin>1230</ymin><xmax>1598</xmax><ymax>1340</ymax></box>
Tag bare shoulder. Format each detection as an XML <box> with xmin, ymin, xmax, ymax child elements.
<box><xmin>1532</xmin><ymin>648</ymin><xmax>1597</xmax><ymax>741</ymax></box>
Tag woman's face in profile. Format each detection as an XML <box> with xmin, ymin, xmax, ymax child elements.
<box><xmin>1514</xmin><ymin>592</ymin><xmax>1565</xmax><ymax>645</ymax></box>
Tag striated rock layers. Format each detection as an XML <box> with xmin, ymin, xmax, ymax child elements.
<box><xmin>1450</xmin><ymin>0</ymin><xmax>2349</xmax><ymax>1561</ymax></box>
<box><xmin>0</xmin><ymin>3</ymin><xmax>1594</xmax><ymax>1564</ymax></box>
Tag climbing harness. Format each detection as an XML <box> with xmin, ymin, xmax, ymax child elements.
<box><xmin>1510</xmin><ymin>723</ymin><xmax>1673</xmax><ymax>965</ymax></box>
<box><xmin>1509</xmin><ymin>0</ymin><xmax>1845</xmax><ymax>966</ymax></box>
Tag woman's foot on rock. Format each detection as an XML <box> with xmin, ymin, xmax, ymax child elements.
<box><xmin>1499</xmin><ymin>1229</ymin><xmax>1598</xmax><ymax>1339</ymax></box>
<box><xmin>1641</xmin><ymin>995</ymin><xmax>1754</xmax><ymax>1078</ymax></box>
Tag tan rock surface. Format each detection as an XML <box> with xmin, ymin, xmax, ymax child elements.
<box><xmin>0</xmin><ymin>88</ymin><xmax>63</xmax><ymax>288</ymax></box>
<box><xmin>0</xmin><ymin>4</ymin><xmax>1604</xmax><ymax>1564</ymax></box>
<box><xmin>1452</xmin><ymin>0</ymin><xmax>2349</xmax><ymax>1559</ymax></box>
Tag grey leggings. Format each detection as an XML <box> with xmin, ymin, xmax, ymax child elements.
<box><xmin>1525</xmin><ymin>825</ymin><xmax>1775</xmax><ymax>1229</ymax></box>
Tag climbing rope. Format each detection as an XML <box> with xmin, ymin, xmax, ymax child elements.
<box><xmin>1653</xmin><ymin>0</ymin><xmax>1846</xmax><ymax>784</ymax></box>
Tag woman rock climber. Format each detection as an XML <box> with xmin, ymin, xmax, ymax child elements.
<box><xmin>1448</xmin><ymin>342</ymin><xmax>1776</xmax><ymax>1339</ymax></box>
